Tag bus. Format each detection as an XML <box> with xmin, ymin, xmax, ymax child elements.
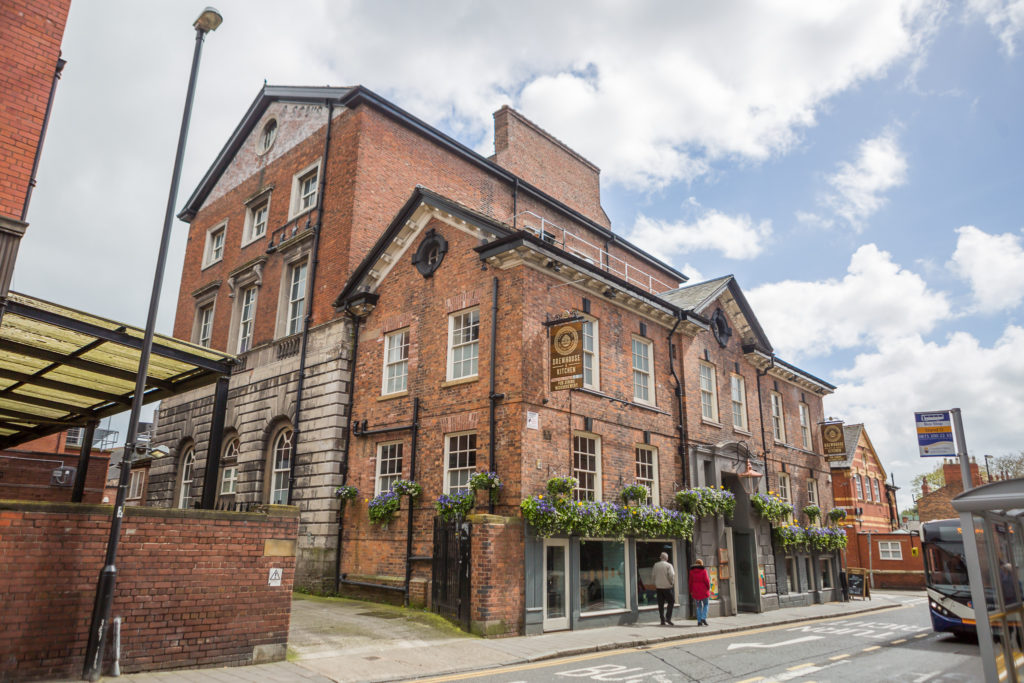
<box><xmin>921</xmin><ymin>518</ymin><xmax>978</xmax><ymax>636</ymax></box>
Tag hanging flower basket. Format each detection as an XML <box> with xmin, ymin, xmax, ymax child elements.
<box><xmin>391</xmin><ymin>479</ymin><xmax>422</xmax><ymax>499</ymax></box>
<box><xmin>469</xmin><ymin>471</ymin><xmax>503</xmax><ymax>505</ymax></box>
<box><xmin>335</xmin><ymin>485</ymin><xmax>359</xmax><ymax>508</ymax></box>
<box><xmin>802</xmin><ymin>505</ymin><xmax>821</xmax><ymax>524</ymax></box>
<box><xmin>806</xmin><ymin>526</ymin><xmax>848</xmax><ymax>552</ymax></box>
<box><xmin>434</xmin><ymin>490</ymin><xmax>475</xmax><ymax>522</ymax></box>
<box><xmin>751</xmin><ymin>492</ymin><xmax>793</xmax><ymax>523</ymax></box>
<box><xmin>368</xmin><ymin>491</ymin><xmax>401</xmax><ymax>527</ymax></box>
<box><xmin>545</xmin><ymin>476</ymin><xmax>578</xmax><ymax>499</ymax></box>
<box><xmin>828</xmin><ymin>508</ymin><xmax>847</xmax><ymax>525</ymax></box>
<box><xmin>620</xmin><ymin>482</ymin><xmax>651</xmax><ymax>506</ymax></box>
<box><xmin>675</xmin><ymin>486</ymin><xmax>736</xmax><ymax>518</ymax></box>
<box><xmin>773</xmin><ymin>524</ymin><xmax>808</xmax><ymax>552</ymax></box>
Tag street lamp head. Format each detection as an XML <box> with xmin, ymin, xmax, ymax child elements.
<box><xmin>194</xmin><ymin>7</ymin><xmax>223</xmax><ymax>33</ymax></box>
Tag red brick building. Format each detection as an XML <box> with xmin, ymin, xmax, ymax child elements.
<box><xmin>0</xmin><ymin>427</ymin><xmax>115</xmax><ymax>503</ymax></box>
<box><xmin>919</xmin><ymin>459</ymin><xmax>984</xmax><ymax>523</ymax></box>
<box><xmin>844</xmin><ymin>529</ymin><xmax>925</xmax><ymax>589</ymax></box>
<box><xmin>829</xmin><ymin>424</ymin><xmax>897</xmax><ymax>532</ymax></box>
<box><xmin>149</xmin><ymin>85</ymin><xmax>840</xmax><ymax>633</ymax></box>
<box><xmin>0</xmin><ymin>0</ymin><xmax>70</xmax><ymax>302</ymax></box>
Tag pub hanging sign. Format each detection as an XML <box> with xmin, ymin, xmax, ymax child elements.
<box><xmin>821</xmin><ymin>421</ymin><xmax>847</xmax><ymax>462</ymax></box>
<box><xmin>549</xmin><ymin>319</ymin><xmax>584</xmax><ymax>391</ymax></box>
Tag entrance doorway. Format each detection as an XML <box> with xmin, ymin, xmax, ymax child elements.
<box><xmin>543</xmin><ymin>539</ymin><xmax>569</xmax><ymax>631</ymax></box>
<box><xmin>733</xmin><ymin>529</ymin><xmax>759</xmax><ymax>612</ymax></box>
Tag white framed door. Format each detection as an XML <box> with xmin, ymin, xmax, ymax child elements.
<box><xmin>543</xmin><ymin>538</ymin><xmax>570</xmax><ymax>631</ymax></box>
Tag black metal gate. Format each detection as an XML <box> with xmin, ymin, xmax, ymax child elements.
<box><xmin>431</xmin><ymin>517</ymin><xmax>471</xmax><ymax>631</ymax></box>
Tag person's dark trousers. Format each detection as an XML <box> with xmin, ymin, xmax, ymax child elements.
<box><xmin>656</xmin><ymin>588</ymin><xmax>674</xmax><ymax>623</ymax></box>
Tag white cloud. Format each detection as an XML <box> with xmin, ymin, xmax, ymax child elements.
<box><xmin>968</xmin><ymin>0</ymin><xmax>1024</xmax><ymax>56</ymax></box>
<box><xmin>828</xmin><ymin>325</ymin><xmax>1024</xmax><ymax>510</ymax></box>
<box><xmin>628</xmin><ymin>211</ymin><xmax>772</xmax><ymax>261</ymax></box>
<box><xmin>950</xmin><ymin>225</ymin><xmax>1024</xmax><ymax>313</ymax></box>
<box><xmin>747</xmin><ymin>244</ymin><xmax>950</xmax><ymax>358</ymax></box>
<box><xmin>822</xmin><ymin>129</ymin><xmax>908</xmax><ymax>229</ymax></box>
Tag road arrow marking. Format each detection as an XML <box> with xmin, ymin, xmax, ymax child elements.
<box><xmin>727</xmin><ymin>635</ymin><xmax>824</xmax><ymax>651</ymax></box>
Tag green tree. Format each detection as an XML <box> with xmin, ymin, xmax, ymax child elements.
<box><xmin>990</xmin><ymin>451</ymin><xmax>1024</xmax><ymax>479</ymax></box>
<box><xmin>911</xmin><ymin>463</ymin><xmax>945</xmax><ymax>500</ymax></box>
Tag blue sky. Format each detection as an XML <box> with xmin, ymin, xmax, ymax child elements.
<box><xmin>18</xmin><ymin>1</ymin><xmax>1024</xmax><ymax>511</ymax></box>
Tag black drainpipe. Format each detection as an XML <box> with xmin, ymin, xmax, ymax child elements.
<box><xmin>488</xmin><ymin>277</ymin><xmax>505</xmax><ymax>513</ymax></box>
<box><xmin>755</xmin><ymin>354</ymin><xmax>779</xmax><ymax>589</ymax></box>
<box><xmin>668</xmin><ymin>311</ymin><xmax>688</xmax><ymax>488</ymax></box>
<box><xmin>21</xmin><ymin>57</ymin><xmax>66</xmax><ymax>221</ymax></box>
<box><xmin>335</xmin><ymin>311</ymin><xmax>361</xmax><ymax>593</ymax></box>
<box><xmin>512</xmin><ymin>178</ymin><xmax>519</xmax><ymax>229</ymax></box>
<box><xmin>288</xmin><ymin>100</ymin><xmax>334</xmax><ymax>504</ymax></box>
<box><xmin>404</xmin><ymin>397</ymin><xmax>420</xmax><ymax>606</ymax></box>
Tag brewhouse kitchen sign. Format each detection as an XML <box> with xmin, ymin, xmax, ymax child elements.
<box><xmin>549</xmin><ymin>319</ymin><xmax>584</xmax><ymax>391</ymax></box>
<box><xmin>821</xmin><ymin>421</ymin><xmax>847</xmax><ymax>462</ymax></box>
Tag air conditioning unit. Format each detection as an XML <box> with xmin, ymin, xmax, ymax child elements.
<box><xmin>50</xmin><ymin>466</ymin><xmax>76</xmax><ymax>487</ymax></box>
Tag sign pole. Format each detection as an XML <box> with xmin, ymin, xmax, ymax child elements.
<box><xmin>952</xmin><ymin>408</ymin><xmax>974</xmax><ymax>493</ymax></box>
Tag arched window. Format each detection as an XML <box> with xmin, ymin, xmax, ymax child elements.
<box><xmin>854</xmin><ymin>474</ymin><xmax>863</xmax><ymax>500</ymax></box>
<box><xmin>218</xmin><ymin>437</ymin><xmax>240</xmax><ymax>503</ymax></box>
<box><xmin>270</xmin><ymin>428</ymin><xmax>293</xmax><ymax>505</ymax></box>
<box><xmin>177</xmin><ymin>446</ymin><xmax>195</xmax><ymax>509</ymax></box>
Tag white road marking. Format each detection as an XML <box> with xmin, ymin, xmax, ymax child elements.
<box><xmin>727</xmin><ymin>635</ymin><xmax>825</xmax><ymax>651</ymax></box>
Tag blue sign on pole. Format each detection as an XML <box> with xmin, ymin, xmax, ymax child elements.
<box><xmin>915</xmin><ymin>411</ymin><xmax>955</xmax><ymax>457</ymax></box>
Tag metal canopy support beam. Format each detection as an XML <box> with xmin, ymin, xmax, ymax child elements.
<box><xmin>0</xmin><ymin>338</ymin><xmax>176</xmax><ymax>391</ymax></box>
<box><xmin>3</xmin><ymin>298</ymin><xmax>232</xmax><ymax>374</ymax></box>
<box><xmin>71</xmin><ymin>420</ymin><xmax>98</xmax><ymax>503</ymax></box>
<box><xmin>0</xmin><ymin>367</ymin><xmax>127</xmax><ymax>404</ymax></box>
<box><xmin>200</xmin><ymin>376</ymin><xmax>230</xmax><ymax>509</ymax></box>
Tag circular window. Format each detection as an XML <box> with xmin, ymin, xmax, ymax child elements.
<box><xmin>412</xmin><ymin>229</ymin><xmax>448</xmax><ymax>277</ymax></box>
<box><xmin>711</xmin><ymin>308</ymin><xmax>732</xmax><ymax>348</ymax></box>
<box><xmin>259</xmin><ymin>119</ymin><xmax>278</xmax><ymax>154</ymax></box>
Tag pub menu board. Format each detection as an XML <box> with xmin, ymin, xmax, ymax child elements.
<box><xmin>847</xmin><ymin>569</ymin><xmax>870</xmax><ymax>599</ymax></box>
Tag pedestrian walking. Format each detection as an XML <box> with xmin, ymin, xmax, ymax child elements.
<box><xmin>689</xmin><ymin>558</ymin><xmax>711</xmax><ymax>626</ymax></box>
<box><xmin>652</xmin><ymin>551</ymin><xmax>676</xmax><ymax>625</ymax></box>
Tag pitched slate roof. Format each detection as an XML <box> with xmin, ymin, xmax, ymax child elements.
<box><xmin>829</xmin><ymin>424</ymin><xmax>864</xmax><ymax>469</ymax></box>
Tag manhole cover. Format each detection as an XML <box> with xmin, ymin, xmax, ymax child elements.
<box><xmin>356</xmin><ymin>611</ymin><xmax>403</xmax><ymax>619</ymax></box>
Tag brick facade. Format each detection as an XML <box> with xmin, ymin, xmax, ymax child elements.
<box><xmin>844</xmin><ymin>528</ymin><xmax>925</xmax><ymax>589</ymax></box>
<box><xmin>0</xmin><ymin>430</ymin><xmax>112</xmax><ymax>503</ymax></box>
<box><xmin>0</xmin><ymin>500</ymin><xmax>298</xmax><ymax>681</ymax></box>
<box><xmin>919</xmin><ymin>460</ymin><xmax>984</xmax><ymax>523</ymax></box>
<box><xmin>151</xmin><ymin>85</ymin><xmax>838</xmax><ymax>631</ymax></box>
<box><xmin>830</xmin><ymin>425</ymin><xmax>897</xmax><ymax>532</ymax></box>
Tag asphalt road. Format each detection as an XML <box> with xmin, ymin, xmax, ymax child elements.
<box><xmin>427</xmin><ymin>596</ymin><xmax>982</xmax><ymax>682</ymax></box>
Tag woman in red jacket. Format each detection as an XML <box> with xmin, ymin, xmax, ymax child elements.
<box><xmin>689</xmin><ymin>558</ymin><xmax>711</xmax><ymax>626</ymax></box>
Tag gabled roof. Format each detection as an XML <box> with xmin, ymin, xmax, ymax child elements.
<box><xmin>828</xmin><ymin>424</ymin><xmax>884</xmax><ymax>474</ymax></box>
<box><xmin>662</xmin><ymin>275</ymin><xmax>773</xmax><ymax>353</ymax></box>
<box><xmin>180</xmin><ymin>85</ymin><xmax>685</xmax><ymax>283</ymax></box>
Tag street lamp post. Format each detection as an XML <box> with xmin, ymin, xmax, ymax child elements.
<box><xmin>984</xmin><ymin>454</ymin><xmax>993</xmax><ymax>481</ymax></box>
<box><xmin>82</xmin><ymin>9</ymin><xmax>221</xmax><ymax>680</ymax></box>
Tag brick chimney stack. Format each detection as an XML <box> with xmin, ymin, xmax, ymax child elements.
<box><xmin>942</xmin><ymin>459</ymin><xmax>983</xmax><ymax>490</ymax></box>
<box><xmin>921</xmin><ymin>479</ymin><xmax>930</xmax><ymax>495</ymax></box>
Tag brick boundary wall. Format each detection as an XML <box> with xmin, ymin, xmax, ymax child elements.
<box><xmin>844</xmin><ymin>528</ymin><xmax>925</xmax><ymax>590</ymax></box>
<box><xmin>468</xmin><ymin>514</ymin><xmax>523</xmax><ymax>636</ymax></box>
<box><xmin>0</xmin><ymin>500</ymin><xmax>299</xmax><ymax>681</ymax></box>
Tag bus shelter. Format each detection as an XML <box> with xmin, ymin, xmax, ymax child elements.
<box><xmin>952</xmin><ymin>478</ymin><xmax>1024</xmax><ymax>682</ymax></box>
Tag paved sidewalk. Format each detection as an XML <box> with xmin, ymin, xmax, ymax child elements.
<box><xmin>92</xmin><ymin>590</ymin><xmax>924</xmax><ymax>683</ymax></box>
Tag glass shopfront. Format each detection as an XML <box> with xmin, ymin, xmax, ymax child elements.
<box><xmin>636</xmin><ymin>540</ymin><xmax>676</xmax><ymax>608</ymax></box>
<box><xmin>580</xmin><ymin>540</ymin><xmax>627</xmax><ymax>613</ymax></box>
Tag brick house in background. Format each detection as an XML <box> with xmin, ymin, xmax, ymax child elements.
<box><xmin>149</xmin><ymin>84</ymin><xmax>840</xmax><ymax>634</ymax></box>
<box><xmin>0</xmin><ymin>427</ymin><xmax>116</xmax><ymax>503</ymax></box>
<box><xmin>829</xmin><ymin>424</ymin><xmax>897</xmax><ymax>532</ymax></box>
<box><xmin>919</xmin><ymin>458</ymin><xmax>985</xmax><ymax>522</ymax></box>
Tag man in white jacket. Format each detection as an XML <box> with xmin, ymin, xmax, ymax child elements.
<box><xmin>652</xmin><ymin>552</ymin><xmax>676</xmax><ymax>625</ymax></box>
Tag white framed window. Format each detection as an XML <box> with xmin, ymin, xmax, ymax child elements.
<box><xmin>573</xmin><ymin>433</ymin><xmax>601</xmax><ymax>502</ymax></box>
<box><xmin>799</xmin><ymin>402</ymin><xmax>811</xmax><ymax>449</ymax></box>
<box><xmin>873</xmin><ymin>477</ymin><xmax>882</xmax><ymax>503</ymax></box>
<box><xmin>197</xmin><ymin>304</ymin><xmax>214</xmax><ymax>347</ymax></box>
<box><xmin>237</xmin><ymin>286</ymin><xmax>257</xmax><ymax>353</ymax></box>
<box><xmin>854</xmin><ymin>474</ymin><xmax>863</xmax><ymax>500</ymax></box>
<box><xmin>731</xmin><ymin>374</ymin><xmax>748</xmax><ymax>431</ymax></box>
<box><xmin>447</xmin><ymin>308</ymin><xmax>479</xmax><ymax>381</ymax></box>
<box><xmin>444</xmin><ymin>431</ymin><xmax>477</xmax><ymax>494</ymax></box>
<box><xmin>807</xmin><ymin>478</ymin><xmax>818</xmax><ymax>506</ymax></box>
<box><xmin>698</xmin><ymin>362</ymin><xmax>718</xmax><ymax>422</ymax></box>
<box><xmin>879</xmin><ymin>541</ymin><xmax>903</xmax><ymax>560</ymax></box>
<box><xmin>582</xmin><ymin>318</ymin><xmax>599</xmax><ymax>390</ymax></box>
<box><xmin>220</xmin><ymin>466</ymin><xmax>238</xmax><ymax>495</ymax></box>
<box><xmin>375</xmin><ymin>441</ymin><xmax>403</xmax><ymax>495</ymax></box>
<box><xmin>128</xmin><ymin>469</ymin><xmax>145</xmax><ymax>500</ymax></box>
<box><xmin>270</xmin><ymin>428</ymin><xmax>292</xmax><ymax>505</ymax></box>
<box><xmin>244</xmin><ymin>198</ymin><xmax>269</xmax><ymax>244</ymax></box>
<box><xmin>65</xmin><ymin>427</ymin><xmax>84</xmax><ymax>448</ymax></box>
<box><xmin>634</xmin><ymin>445</ymin><xmax>658</xmax><ymax>506</ymax></box>
<box><xmin>770</xmin><ymin>391</ymin><xmax>786</xmax><ymax>442</ymax></box>
<box><xmin>382</xmin><ymin>329</ymin><xmax>410</xmax><ymax>395</ymax></box>
<box><xmin>290</xmin><ymin>161</ymin><xmax>320</xmax><ymax>217</ymax></box>
<box><xmin>258</xmin><ymin>119</ymin><xmax>277</xmax><ymax>154</ymax></box>
<box><xmin>778</xmin><ymin>472</ymin><xmax>792</xmax><ymax>523</ymax></box>
<box><xmin>286</xmin><ymin>260</ymin><xmax>308</xmax><ymax>336</ymax></box>
<box><xmin>203</xmin><ymin>223</ymin><xmax>226</xmax><ymax>267</ymax></box>
<box><xmin>631</xmin><ymin>337</ymin><xmax>654</xmax><ymax>405</ymax></box>
<box><xmin>177</xmin><ymin>446</ymin><xmax>195</xmax><ymax>509</ymax></box>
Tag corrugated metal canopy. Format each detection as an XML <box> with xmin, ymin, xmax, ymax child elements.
<box><xmin>0</xmin><ymin>292</ymin><xmax>234</xmax><ymax>448</ymax></box>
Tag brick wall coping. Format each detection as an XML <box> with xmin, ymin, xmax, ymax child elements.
<box><xmin>0</xmin><ymin>499</ymin><xmax>300</xmax><ymax>521</ymax></box>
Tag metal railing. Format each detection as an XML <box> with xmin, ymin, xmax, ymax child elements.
<box><xmin>511</xmin><ymin>211</ymin><xmax>674</xmax><ymax>295</ymax></box>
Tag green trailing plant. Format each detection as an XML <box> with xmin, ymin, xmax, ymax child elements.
<box><xmin>806</xmin><ymin>526</ymin><xmax>848</xmax><ymax>552</ymax></box>
<box><xmin>391</xmin><ymin>479</ymin><xmax>422</xmax><ymax>499</ymax></box>
<box><xmin>773</xmin><ymin>524</ymin><xmax>808</xmax><ymax>552</ymax></box>
<box><xmin>620</xmin><ymin>482</ymin><xmax>651</xmax><ymax>505</ymax></box>
<box><xmin>750</xmin><ymin>491</ymin><xmax>794</xmax><ymax>523</ymax></box>
<box><xmin>367</xmin><ymin>491</ymin><xmax>401</xmax><ymax>526</ymax></box>
<box><xmin>434</xmin><ymin>490</ymin><xmax>475</xmax><ymax>522</ymax></box>
<box><xmin>802</xmin><ymin>505</ymin><xmax>821</xmax><ymax>524</ymax></box>
<box><xmin>334</xmin><ymin>485</ymin><xmax>359</xmax><ymax>507</ymax></box>
<box><xmin>545</xmin><ymin>476</ymin><xmax>578</xmax><ymax>498</ymax></box>
<box><xmin>520</xmin><ymin>495</ymin><xmax>695</xmax><ymax>540</ymax></box>
<box><xmin>469</xmin><ymin>471</ymin><xmax>503</xmax><ymax>504</ymax></box>
<box><xmin>674</xmin><ymin>486</ymin><xmax>736</xmax><ymax>519</ymax></box>
<box><xmin>828</xmin><ymin>508</ymin><xmax>847</xmax><ymax>525</ymax></box>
